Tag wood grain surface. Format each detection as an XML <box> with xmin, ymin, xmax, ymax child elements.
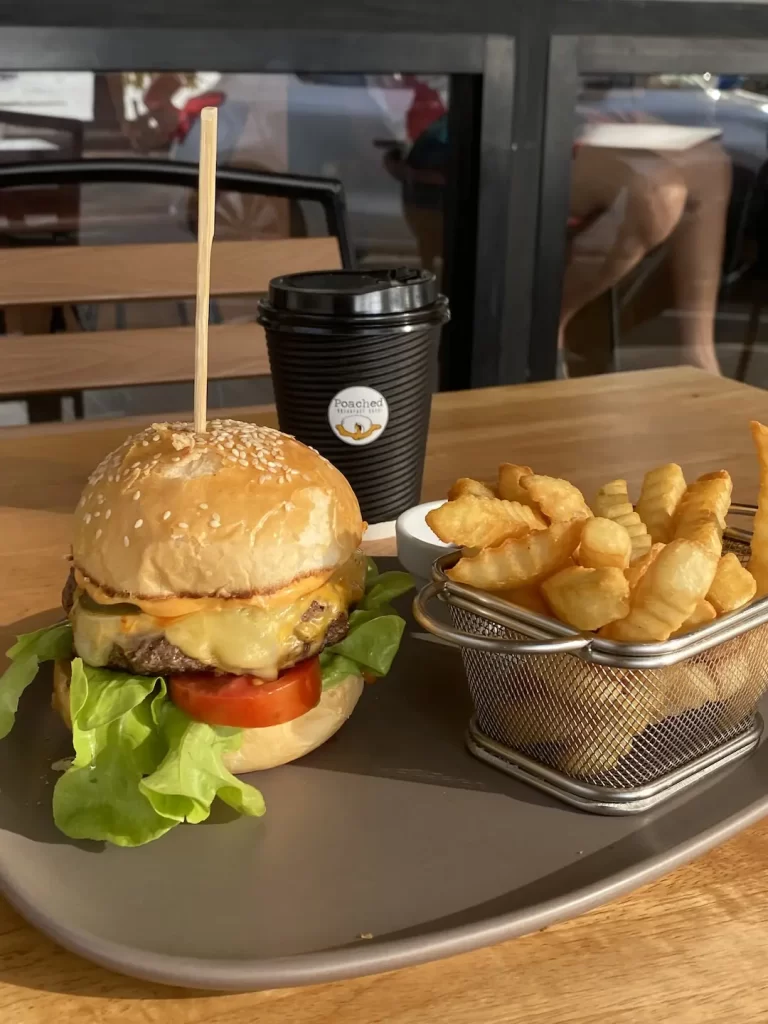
<box><xmin>0</xmin><ymin>236</ymin><xmax>340</xmax><ymax>305</ymax></box>
<box><xmin>1</xmin><ymin>366</ymin><xmax>768</xmax><ymax>1023</ymax></box>
<box><xmin>0</xmin><ymin>322</ymin><xmax>270</xmax><ymax>395</ymax></box>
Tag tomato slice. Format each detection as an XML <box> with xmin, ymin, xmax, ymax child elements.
<box><xmin>169</xmin><ymin>658</ymin><xmax>322</xmax><ymax>728</ymax></box>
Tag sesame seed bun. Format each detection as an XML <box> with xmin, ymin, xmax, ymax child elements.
<box><xmin>72</xmin><ymin>420</ymin><xmax>363</xmax><ymax>615</ymax></box>
<box><xmin>52</xmin><ymin>660</ymin><xmax>364</xmax><ymax>772</ymax></box>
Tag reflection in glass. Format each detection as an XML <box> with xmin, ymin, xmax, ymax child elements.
<box><xmin>0</xmin><ymin>71</ymin><xmax>449</xmax><ymax>423</ymax></box>
<box><xmin>562</xmin><ymin>73</ymin><xmax>768</xmax><ymax>386</ymax></box>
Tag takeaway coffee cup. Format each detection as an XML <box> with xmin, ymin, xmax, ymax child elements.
<box><xmin>257</xmin><ymin>268</ymin><xmax>449</xmax><ymax>523</ymax></box>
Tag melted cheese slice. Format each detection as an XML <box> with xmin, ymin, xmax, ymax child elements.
<box><xmin>71</xmin><ymin>553</ymin><xmax>365</xmax><ymax>678</ymax></box>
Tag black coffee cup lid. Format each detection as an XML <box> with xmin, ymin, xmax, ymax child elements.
<box><xmin>266</xmin><ymin>267</ymin><xmax>439</xmax><ymax>317</ymax></box>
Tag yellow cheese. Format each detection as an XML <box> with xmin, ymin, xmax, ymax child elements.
<box><xmin>70</xmin><ymin>553</ymin><xmax>365</xmax><ymax>677</ymax></box>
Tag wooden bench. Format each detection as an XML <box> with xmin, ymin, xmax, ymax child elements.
<box><xmin>0</xmin><ymin>235</ymin><xmax>341</xmax><ymax>401</ymax></box>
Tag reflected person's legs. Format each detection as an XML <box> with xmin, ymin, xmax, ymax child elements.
<box><xmin>561</xmin><ymin>146</ymin><xmax>688</xmax><ymax>359</ymax></box>
<box><xmin>662</xmin><ymin>140</ymin><xmax>732</xmax><ymax>375</ymax></box>
<box><xmin>403</xmin><ymin>203</ymin><xmax>444</xmax><ymax>283</ymax></box>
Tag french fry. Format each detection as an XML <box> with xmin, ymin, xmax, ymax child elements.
<box><xmin>558</xmin><ymin>722</ymin><xmax>634</xmax><ymax>776</ymax></box>
<box><xmin>710</xmin><ymin>646</ymin><xmax>752</xmax><ymax>704</ymax></box>
<box><xmin>674</xmin><ymin>470</ymin><xmax>732</xmax><ymax>553</ymax></box>
<box><xmin>495</xmin><ymin>583</ymin><xmax>550</xmax><ymax>617</ymax></box>
<box><xmin>447</xmin><ymin>477</ymin><xmax>496</xmax><ymax>501</ymax></box>
<box><xmin>681</xmin><ymin>519</ymin><xmax>723</xmax><ymax>558</ymax></box>
<box><xmin>592</xmin><ymin>478</ymin><xmax>652</xmax><ymax>563</ymax></box>
<box><xmin>426</xmin><ymin>495</ymin><xmax>543</xmax><ymax>550</ymax></box>
<box><xmin>497</xmin><ymin>463</ymin><xmax>535</xmax><ymax>505</ymax></box>
<box><xmin>625</xmin><ymin>542</ymin><xmax>665</xmax><ymax>591</ymax></box>
<box><xmin>635</xmin><ymin>463</ymin><xmax>687</xmax><ymax>543</ymax></box>
<box><xmin>520</xmin><ymin>474</ymin><xmax>592</xmax><ymax>523</ymax></box>
<box><xmin>748</xmin><ymin>421</ymin><xmax>768</xmax><ymax>596</ymax></box>
<box><xmin>706</xmin><ymin>552</ymin><xmax>757</xmax><ymax>614</ymax></box>
<box><xmin>599</xmin><ymin>538</ymin><xmax>718</xmax><ymax>643</ymax></box>
<box><xmin>614</xmin><ymin>673</ymin><xmax>667</xmax><ymax>728</ymax></box>
<box><xmin>542</xmin><ymin>566</ymin><xmax>630</xmax><ymax>631</ymax></box>
<box><xmin>446</xmin><ymin>518</ymin><xmax>584</xmax><ymax>591</ymax></box>
<box><xmin>671</xmin><ymin>599</ymin><xmax>717</xmax><ymax>637</ymax></box>
<box><xmin>665</xmin><ymin>661</ymin><xmax>718</xmax><ymax>715</ymax></box>
<box><xmin>577</xmin><ymin>516</ymin><xmax>631</xmax><ymax>570</ymax></box>
<box><xmin>501</xmin><ymin>703</ymin><xmax>573</xmax><ymax>746</ymax></box>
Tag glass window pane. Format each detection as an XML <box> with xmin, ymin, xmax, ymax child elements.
<box><xmin>0</xmin><ymin>70</ymin><xmax>450</xmax><ymax>422</ymax></box>
<box><xmin>561</xmin><ymin>71</ymin><xmax>768</xmax><ymax>384</ymax></box>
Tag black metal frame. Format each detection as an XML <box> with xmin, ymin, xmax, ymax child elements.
<box><xmin>0</xmin><ymin>157</ymin><xmax>355</xmax><ymax>266</ymax></box>
<box><xmin>531</xmin><ymin>33</ymin><xmax>768</xmax><ymax>380</ymax></box>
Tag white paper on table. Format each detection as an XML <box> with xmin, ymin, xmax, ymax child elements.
<box><xmin>0</xmin><ymin>72</ymin><xmax>94</xmax><ymax>122</ymax></box>
<box><xmin>363</xmin><ymin>520</ymin><xmax>397</xmax><ymax>541</ymax></box>
<box><xmin>578</xmin><ymin>123</ymin><xmax>722</xmax><ymax>152</ymax></box>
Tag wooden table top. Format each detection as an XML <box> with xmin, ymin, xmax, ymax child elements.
<box><xmin>2</xmin><ymin>365</ymin><xmax>768</xmax><ymax>1023</ymax></box>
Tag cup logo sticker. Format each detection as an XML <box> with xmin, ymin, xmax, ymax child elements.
<box><xmin>328</xmin><ymin>386</ymin><xmax>389</xmax><ymax>446</ymax></box>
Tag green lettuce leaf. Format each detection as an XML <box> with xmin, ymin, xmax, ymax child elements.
<box><xmin>359</xmin><ymin>571</ymin><xmax>414</xmax><ymax>612</ymax></box>
<box><xmin>140</xmin><ymin>706</ymin><xmax>265</xmax><ymax>824</ymax></box>
<box><xmin>53</xmin><ymin>660</ymin><xmax>264</xmax><ymax>847</ymax></box>
<box><xmin>318</xmin><ymin>651</ymin><xmax>361</xmax><ymax>690</ymax></box>
<box><xmin>365</xmin><ymin>557</ymin><xmax>379</xmax><ymax>586</ymax></box>
<box><xmin>328</xmin><ymin>616</ymin><xmax>406</xmax><ymax>677</ymax></box>
<box><xmin>319</xmin><ymin>560</ymin><xmax>412</xmax><ymax>689</ymax></box>
<box><xmin>53</xmin><ymin>659</ymin><xmax>174</xmax><ymax>846</ymax></box>
<box><xmin>76</xmin><ymin>664</ymin><xmax>165</xmax><ymax>731</ymax></box>
<box><xmin>0</xmin><ymin>622</ymin><xmax>72</xmax><ymax>739</ymax></box>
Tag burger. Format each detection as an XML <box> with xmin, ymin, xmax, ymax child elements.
<box><xmin>0</xmin><ymin>419</ymin><xmax>410</xmax><ymax>846</ymax></box>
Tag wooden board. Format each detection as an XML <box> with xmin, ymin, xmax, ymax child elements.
<box><xmin>0</xmin><ymin>236</ymin><xmax>340</xmax><ymax>305</ymax></box>
<box><xmin>0</xmin><ymin>322</ymin><xmax>269</xmax><ymax>394</ymax></box>
<box><xmin>1</xmin><ymin>367</ymin><xmax>768</xmax><ymax>1021</ymax></box>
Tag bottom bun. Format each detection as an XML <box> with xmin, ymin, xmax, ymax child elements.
<box><xmin>52</xmin><ymin>661</ymin><xmax>363</xmax><ymax>773</ymax></box>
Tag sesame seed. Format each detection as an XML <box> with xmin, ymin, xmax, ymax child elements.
<box><xmin>172</xmin><ymin>457</ymin><xmax>180</xmax><ymax>462</ymax></box>
<box><xmin>105</xmin><ymin>509</ymin><xmax>112</xmax><ymax>519</ymax></box>
<box><xmin>199</xmin><ymin>503</ymin><xmax>208</xmax><ymax>510</ymax></box>
<box><xmin>94</xmin><ymin>511</ymin><xmax>100</xmax><ymax>518</ymax></box>
<box><xmin>210</xmin><ymin>519</ymin><xmax>220</xmax><ymax>529</ymax></box>
<box><xmin>83</xmin><ymin>513</ymin><xmax>91</xmax><ymax>524</ymax></box>
<box><xmin>142</xmin><ymin>440</ymin><xmax>149</xmax><ymax>447</ymax></box>
<box><xmin>178</xmin><ymin>522</ymin><xmax>189</xmax><ymax>529</ymax></box>
<box><xmin>163</xmin><ymin>511</ymin><xmax>171</xmax><ymax>520</ymax></box>
<box><xmin>133</xmin><ymin>490</ymin><xmax>141</xmax><ymax>500</ymax></box>
<box><xmin>152</xmin><ymin>434</ymin><xmax>160</xmax><ymax>442</ymax></box>
<box><xmin>95</xmin><ymin>529</ymin><xmax>102</xmax><ymax>540</ymax></box>
<box><xmin>134</xmin><ymin>519</ymin><xmax>143</xmax><ymax>529</ymax></box>
<box><xmin>123</xmin><ymin>536</ymin><xmax>130</xmax><ymax>547</ymax></box>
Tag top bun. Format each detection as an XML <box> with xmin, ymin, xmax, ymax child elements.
<box><xmin>72</xmin><ymin>419</ymin><xmax>363</xmax><ymax>613</ymax></box>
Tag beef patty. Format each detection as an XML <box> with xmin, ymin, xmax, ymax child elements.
<box><xmin>107</xmin><ymin>612</ymin><xmax>349</xmax><ymax>676</ymax></box>
<box><xmin>62</xmin><ymin>569</ymin><xmax>350</xmax><ymax>676</ymax></box>
<box><xmin>61</xmin><ymin>568</ymin><xmax>77</xmax><ymax>616</ymax></box>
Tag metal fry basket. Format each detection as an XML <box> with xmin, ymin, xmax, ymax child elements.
<box><xmin>413</xmin><ymin>505</ymin><xmax>768</xmax><ymax>814</ymax></box>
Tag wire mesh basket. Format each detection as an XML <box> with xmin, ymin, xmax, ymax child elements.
<box><xmin>413</xmin><ymin>505</ymin><xmax>768</xmax><ymax>814</ymax></box>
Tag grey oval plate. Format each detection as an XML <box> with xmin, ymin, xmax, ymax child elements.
<box><xmin>1</xmin><ymin>573</ymin><xmax>768</xmax><ymax>990</ymax></box>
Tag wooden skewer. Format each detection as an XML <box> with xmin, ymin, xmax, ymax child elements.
<box><xmin>194</xmin><ymin>106</ymin><xmax>218</xmax><ymax>434</ymax></box>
